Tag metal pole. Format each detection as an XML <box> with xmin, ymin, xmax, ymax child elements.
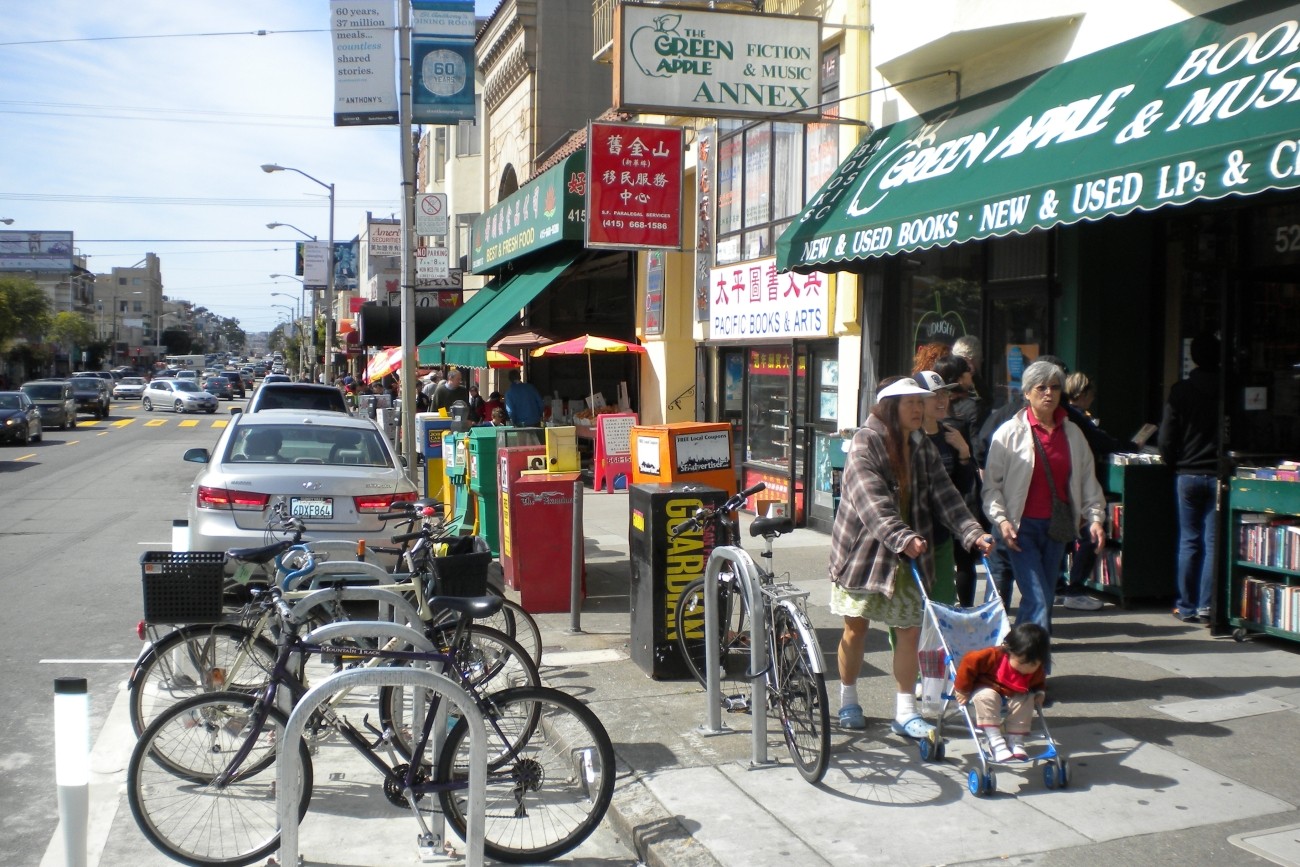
<box><xmin>569</xmin><ymin>477</ymin><xmax>584</xmax><ymax>633</ymax></box>
<box><xmin>399</xmin><ymin>0</ymin><xmax>419</xmax><ymax>471</ymax></box>
<box><xmin>325</xmin><ymin>183</ymin><xmax>336</xmax><ymax>384</ymax></box>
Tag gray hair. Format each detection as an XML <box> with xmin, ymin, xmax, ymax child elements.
<box><xmin>952</xmin><ymin>335</ymin><xmax>981</xmax><ymax>362</ymax></box>
<box><xmin>1021</xmin><ymin>360</ymin><xmax>1065</xmax><ymax>392</ymax></box>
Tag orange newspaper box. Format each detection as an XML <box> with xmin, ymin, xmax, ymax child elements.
<box><xmin>630</xmin><ymin>422</ymin><xmax>736</xmax><ymax>495</ymax></box>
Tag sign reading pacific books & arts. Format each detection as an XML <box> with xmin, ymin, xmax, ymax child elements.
<box><xmin>613</xmin><ymin>4</ymin><xmax>820</xmax><ymax>119</ymax></box>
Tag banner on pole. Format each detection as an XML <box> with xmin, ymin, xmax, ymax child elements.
<box><xmin>411</xmin><ymin>1</ymin><xmax>477</xmax><ymax>125</ymax></box>
<box><xmin>330</xmin><ymin>1</ymin><xmax>398</xmax><ymax>126</ymax></box>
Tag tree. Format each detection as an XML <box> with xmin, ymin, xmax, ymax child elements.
<box><xmin>161</xmin><ymin>328</ymin><xmax>192</xmax><ymax>354</ymax></box>
<box><xmin>0</xmin><ymin>276</ymin><xmax>52</xmax><ymax>347</ymax></box>
<box><xmin>49</xmin><ymin>311</ymin><xmax>97</xmax><ymax>352</ymax></box>
<box><xmin>216</xmin><ymin>316</ymin><xmax>247</xmax><ymax>352</ymax></box>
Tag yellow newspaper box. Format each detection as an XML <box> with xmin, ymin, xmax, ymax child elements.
<box><xmin>545</xmin><ymin>425</ymin><xmax>579</xmax><ymax>473</ymax></box>
<box><xmin>630</xmin><ymin>422</ymin><xmax>735</xmax><ymax>495</ymax></box>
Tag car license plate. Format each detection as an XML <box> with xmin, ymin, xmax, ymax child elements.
<box><xmin>290</xmin><ymin>497</ymin><xmax>333</xmax><ymax>519</ymax></box>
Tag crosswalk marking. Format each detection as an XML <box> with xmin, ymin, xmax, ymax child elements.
<box><xmin>178</xmin><ymin>420</ymin><xmax>198</xmax><ymax>428</ymax></box>
<box><xmin>111</xmin><ymin>418</ymin><xmax>135</xmax><ymax>428</ymax></box>
<box><xmin>212</xmin><ymin>419</ymin><xmax>229</xmax><ymax>428</ymax></box>
<box><xmin>79</xmin><ymin>420</ymin><xmax>100</xmax><ymax>427</ymax></box>
<box><xmin>144</xmin><ymin>419</ymin><xmax>167</xmax><ymax>427</ymax></box>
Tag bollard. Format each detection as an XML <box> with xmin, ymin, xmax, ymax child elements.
<box><xmin>54</xmin><ymin>677</ymin><xmax>88</xmax><ymax>867</ymax></box>
<box><xmin>170</xmin><ymin>519</ymin><xmax>190</xmax><ymax>552</ymax></box>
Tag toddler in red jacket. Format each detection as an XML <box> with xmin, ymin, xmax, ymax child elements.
<box><xmin>953</xmin><ymin>622</ymin><xmax>1049</xmax><ymax>761</ymax></box>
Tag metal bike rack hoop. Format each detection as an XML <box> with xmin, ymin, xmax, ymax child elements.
<box><xmin>277</xmin><ymin>666</ymin><xmax>486</xmax><ymax>867</ymax></box>
<box><xmin>701</xmin><ymin>545</ymin><xmax>771</xmax><ymax>767</ymax></box>
<box><xmin>292</xmin><ymin>585</ymin><xmax>423</xmax><ymax>631</ymax></box>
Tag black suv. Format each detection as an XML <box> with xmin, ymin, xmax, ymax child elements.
<box><xmin>68</xmin><ymin>376</ymin><xmax>111</xmax><ymax>418</ymax></box>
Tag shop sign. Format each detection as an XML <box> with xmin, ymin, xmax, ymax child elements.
<box><xmin>369</xmin><ymin>221</ymin><xmax>402</xmax><ymax>256</ymax></box>
<box><xmin>644</xmin><ymin>250</ymin><xmax>666</xmax><ymax>335</ymax></box>
<box><xmin>330</xmin><ymin>1</ymin><xmax>397</xmax><ymax>126</ymax></box>
<box><xmin>470</xmin><ymin>151</ymin><xmax>586</xmax><ymax>273</ymax></box>
<box><xmin>694</xmin><ymin>123</ymin><xmax>715</xmax><ymax>322</ymax></box>
<box><xmin>708</xmin><ymin>256</ymin><xmax>832</xmax><ymax>341</ymax></box>
<box><xmin>614</xmin><ymin>4</ymin><xmax>821</xmax><ymax>120</ymax></box>
<box><xmin>749</xmin><ymin>348</ymin><xmax>807</xmax><ymax>377</ymax></box>
<box><xmin>415</xmin><ymin>267</ymin><xmax>464</xmax><ymax>290</ymax></box>
<box><xmin>411</xmin><ymin>0</ymin><xmax>477</xmax><ymax>124</ymax></box>
<box><xmin>586</xmin><ymin>121</ymin><xmax>684</xmax><ymax>250</ymax></box>
<box><xmin>779</xmin><ymin>1</ymin><xmax>1300</xmax><ymax>271</ymax></box>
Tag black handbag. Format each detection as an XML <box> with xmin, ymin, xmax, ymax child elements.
<box><xmin>1031</xmin><ymin>432</ymin><xmax>1077</xmax><ymax>543</ymax></box>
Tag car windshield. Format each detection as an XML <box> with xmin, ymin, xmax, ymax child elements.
<box><xmin>173</xmin><ymin>381</ymin><xmax>201</xmax><ymax>393</ymax></box>
<box><xmin>22</xmin><ymin>383</ymin><xmax>63</xmax><ymax>399</ymax></box>
<box><xmin>226</xmin><ymin>424</ymin><xmax>391</xmax><ymax>467</ymax></box>
<box><xmin>0</xmin><ymin>394</ymin><xmax>22</xmax><ymax>409</ymax></box>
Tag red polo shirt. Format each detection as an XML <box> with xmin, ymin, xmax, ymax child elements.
<box><xmin>1022</xmin><ymin>406</ymin><xmax>1071</xmax><ymax>520</ymax></box>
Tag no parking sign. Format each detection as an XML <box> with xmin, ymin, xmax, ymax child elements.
<box><xmin>416</xmin><ymin>193</ymin><xmax>448</xmax><ymax>236</ymax></box>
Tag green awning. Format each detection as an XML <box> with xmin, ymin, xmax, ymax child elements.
<box><xmin>469</xmin><ymin>151</ymin><xmax>587</xmax><ymax>274</ymax></box>
<box><xmin>426</xmin><ymin>250</ymin><xmax>579</xmax><ymax>368</ymax></box>
<box><xmin>777</xmin><ymin>0</ymin><xmax>1300</xmax><ymax>272</ymax></box>
<box><xmin>416</xmin><ymin>282</ymin><xmax>501</xmax><ymax>365</ymax></box>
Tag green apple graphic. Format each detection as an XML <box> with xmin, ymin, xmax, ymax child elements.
<box><xmin>630</xmin><ymin>14</ymin><xmax>681</xmax><ymax>78</ymax></box>
<box><xmin>914</xmin><ymin>290</ymin><xmax>967</xmax><ymax>347</ymax></box>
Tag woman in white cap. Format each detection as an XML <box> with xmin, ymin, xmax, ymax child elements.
<box><xmin>830</xmin><ymin>376</ymin><xmax>995</xmax><ymax>736</ymax></box>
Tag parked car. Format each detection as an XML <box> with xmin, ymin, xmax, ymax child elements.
<box><xmin>20</xmin><ymin>380</ymin><xmax>76</xmax><ymax>430</ymax></box>
<box><xmin>68</xmin><ymin>376</ymin><xmax>111</xmax><ymax>418</ymax></box>
<box><xmin>202</xmin><ymin>375</ymin><xmax>234</xmax><ymax>400</ymax></box>
<box><xmin>0</xmin><ymin>391</ymin><xmax>42</xmax><ymax>445</ymax></box>
<box><xmin>182</xmin><ymin>410</ymin><xmax>417</xmax><ymax>567</ymax></box>
<box><xmin>142</xmin><ymin>379</ymin><xmax>218</xmax><ymax>414</ymax></box>
<box><xmin>244</xmin><ymin>382</ymin><xmax>350</xmax><ymax>414</ymax></box>
<box><xmin>113</xmin><ymin>376</ymin><xmax>148</xmax><ymax>400</ymax></box>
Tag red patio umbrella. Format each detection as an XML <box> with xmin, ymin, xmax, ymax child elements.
<box><xmin>530</xmin><ymin>334</ymin><xmax>646</xmax><ymax>409</ymax></box>
<box><xmin>364</xmin><ymin>346</ymin><xmax>402</xmax><ymax>383</ymax></box>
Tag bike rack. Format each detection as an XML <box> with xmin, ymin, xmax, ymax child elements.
<box><xmin>277</xmin><ymin>666</ymin><xmax>486</xmax><ymax>867</ymax></box>
<box><xmin>291</xmin><ymin>585</ymin><xmax>422</xmax><ymax>631</ymax></box>
<box><xmin>700</xmin><ymin>545</ymin><xmax>773</xmax><ymax>768</ymax></box>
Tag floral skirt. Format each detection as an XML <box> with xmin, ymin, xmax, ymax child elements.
<box><xmin>830</xmin><ymin>562</ymin><xmax>924</xmax><ymax>629</ymax></box>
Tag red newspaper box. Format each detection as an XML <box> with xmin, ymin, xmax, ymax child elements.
<box><xmin>501</xmin><ymin>471</ymin><xmax>584</xmax><ymax>613</ymax></box>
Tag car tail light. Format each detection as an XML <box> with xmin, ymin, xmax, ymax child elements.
<box><xmin>197</xmin><ymin>485</ymin><xmax>270</xmax><ymax>511</ymax></box>
<box><xmin>354</xmin><ymin>491</ymin><xmax>418</xmax><ymax>513</ymax></box>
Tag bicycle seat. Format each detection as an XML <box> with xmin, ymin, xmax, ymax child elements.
<box><xmin>749</xmin><ymin>516</ymin><xmax>795</xmax><ymax>538</ymax></box>
<box><xmin>227</xmin><ymin>539</ymin><xmax>295</xmax><ymax>564</ymax></box>
<box><xmin>428</xmin><ymin>595</ymin><xmax>505</xmax><ymax>619</ymax></box>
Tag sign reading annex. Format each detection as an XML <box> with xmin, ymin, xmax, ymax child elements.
<box><xmin>613</xmin><ymin>4</ymin><xmax>820</xmax><ymax>119</ymax></box>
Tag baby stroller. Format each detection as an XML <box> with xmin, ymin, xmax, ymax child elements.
<box><xmin>910</xmin><ymin>559</ymin><xmax>1070</xmax><ymax>796</ymax></box>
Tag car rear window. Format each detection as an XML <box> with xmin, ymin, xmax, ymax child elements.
<box><xmin>174</xmin><ymin>381</ymin><xmax>201</xmax><ymax>392</ymax></box>
<box><xmin>255</xmin><ymin>390</ymin><xmax>348</xmax><ymax>413</ymax></box>
<box><xmin>22</xmin><ymin>383</ymin><xmax>64</xmax><ymax>399</ymax></box>
<box><xmin>226</xmin><ymin>425</ymin><xmax>391</xmax><ymax>467</ymax></box>
<box><xmin>70</xmin><ymin>378</ymin><xmax>100</xmax><ymax>388</ymax></box>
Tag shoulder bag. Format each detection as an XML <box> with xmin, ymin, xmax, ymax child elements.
<box><xmin>1031</xmin><ymin>429</ymin><xmax>1077</xmax><ymax>543</ymax></box>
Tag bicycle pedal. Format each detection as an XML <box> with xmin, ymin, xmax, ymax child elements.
<box><xmin>723</xmin><ymin>695</ymin><xmax>751</xmax><ymax>713</ymax></box>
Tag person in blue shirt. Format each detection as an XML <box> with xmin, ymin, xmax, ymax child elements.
<box><xmin>504</xmin><ymin>370</ymin><xmax>544</xmax><ymax>426</ymax></box>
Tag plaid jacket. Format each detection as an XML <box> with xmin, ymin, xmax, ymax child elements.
<box><xmin>829</xmin><ymin>415</ymin><xmax>984</xmax><ymax>597</ymax></box>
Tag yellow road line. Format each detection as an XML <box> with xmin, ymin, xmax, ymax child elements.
<box><xmin>97</xmin><ymin>430</ymin><xmax>110</xmax><ymax>436</ymax></box>
<box><xmin>15</xmin><ymin>452</ymin><xmax>36</xmax><ymax>460</ymax></box>
<box><xmin>111</xmin><ymin>418</ymin><xmax>135</xmax><ymax>428</ymax></box>
<box><xmin>65</xmin><ymin>440</ymin><xmax>79</xmax><ymax>445</ymax></box>
<box><xmin>178</xmin><ymin>420</ymin><xmax>198</xmax><ymax>428</ymax></box>
<box><xmin>145</xmin><ymin>419</ymin><xmax>167</xmax><ymax>427</ymax></box>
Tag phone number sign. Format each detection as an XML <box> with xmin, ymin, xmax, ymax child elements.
<box><xmin>586</xmin><ymin>121</ymin><xmax>684</xmax><ymax>250</ymax></box>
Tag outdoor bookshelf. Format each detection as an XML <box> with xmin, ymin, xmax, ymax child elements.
<box><xmin>1225</xmin><ymin>476</ymin><xmax>1300</xmax><ymax>642</ymax></box>
<box><xmin>1085</xmin><ymin>462</ymin><xmax>1176</xmax><ymax>604</ymax></box>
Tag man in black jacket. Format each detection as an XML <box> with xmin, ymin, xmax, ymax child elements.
<box><xmin>1158</xmin><ymin>333</ymin><xmax>1221</xmax><ymax>624</ymax></box>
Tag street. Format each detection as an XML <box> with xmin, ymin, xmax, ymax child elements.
<box><xmin>0</xmin><ymin>400</ymin><xmax>230</xmax><ymax>865</ymax></box>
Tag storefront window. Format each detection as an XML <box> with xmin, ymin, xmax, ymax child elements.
<box><xmin>772</xmin><ymin>123</ymin><xmax>803</xmax><ymax>222</ymax></box>
<box><xmin>743</xmin><ymin>125</ymin><xmax>772</xmax><ymax>227</ymax></box>
<box><xmin>905</xmin><ymin>245</ymin><xmax>984</xmax><ymax>354</ymax></box>
<box><xmin>716</xmin><ymin>120</ymin><xmax>743</xmax><ymax>238</ymax></box>
<box><xmin>746</xmin><ymin>347</ymin><xmax>792</xmax><ymax>469</ymax></box>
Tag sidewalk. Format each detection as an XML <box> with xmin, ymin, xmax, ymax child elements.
<box><xmin>544</xmin><ymin>487</ymin><xmax>1300</xmax><ymax>867</ymax></box>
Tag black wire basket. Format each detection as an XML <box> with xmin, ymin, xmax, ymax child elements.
<box><xmin>426</xmin><ymin>536</ymin><xmax>491</xmax><ymax>598</ymax></box>
<box><xmin>140</xmin><ymin>551</ymin><xmax>227</xmax><ymax>623</ymax></box>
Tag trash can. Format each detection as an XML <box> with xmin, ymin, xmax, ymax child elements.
<box><xmin>628</xmin><ymin>483</ymin><xmax>728</xmax><ymax>679</ymax></box>
<box><xmin>502</xmin><ymin>471</ymin><xmax>584</xmax><ymax>613</ymax></box>
<box><xmin>468</xmin><ymin>426</ymin><xmax>502</xmax><ymax>555</ymax></box>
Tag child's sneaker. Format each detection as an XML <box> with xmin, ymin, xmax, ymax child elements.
<box><xmin>985</xmin><ymin>729</ymin><xmax>1013</xmax><ymax>762</ymax></box>
<box><xmin>1007</xmin><ymin>735</ymin><xmax>1028</xmax><ymax>760</ymax></box>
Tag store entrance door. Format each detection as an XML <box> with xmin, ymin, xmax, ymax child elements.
<box><xmin>802</xmin><ymin>341</ymin><xmax>841</xmax><ymax>532</ymax></box>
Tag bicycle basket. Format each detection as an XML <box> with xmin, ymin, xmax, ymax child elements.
<box><xmin>140</xmin><ymin>551</ymin><xmax>227</xmax><ymax>623</ymax></box>
<box><xmin>425</xmin><ymin>535</ymin><xmax>491</xmax><ymax>598</ymax></box>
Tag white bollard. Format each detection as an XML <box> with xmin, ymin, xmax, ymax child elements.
<box><xmin>54</xmin><ymin>677</ymin><xmax>89</xmax><ymax>867</ymax></box>
<box><xmin>171</xmin><ymin>519</ymin><xmax>190</xmax><ymax>552</ymax></box>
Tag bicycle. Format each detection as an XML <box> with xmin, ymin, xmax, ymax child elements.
<box><xmin>128</xmin><ymin>537</ymin><xmax>539</xmax><ymax>738</ymax></box>
<box><xmin>672</xmin><ymin>482</ymin><xmax>831</xmax><ymax>784</ymax></box>
<box><xmin>128</xmin><ymin>586</ymin><xmax>614</xmax><ymax>866</ymax></box>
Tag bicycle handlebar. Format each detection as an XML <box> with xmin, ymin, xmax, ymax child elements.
<box><xmin>391</xmin><ymin>529</ymin><xmax>424</xmax><ymax>544</ymax></box>
<box><xmin>669</xmin><ymin>482</ymin><xmax>767</xmax><ymax>536</ymax></box>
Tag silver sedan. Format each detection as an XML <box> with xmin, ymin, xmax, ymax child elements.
<box><xmin>142</xmin><ymin>379</ymin><xmax>218</xmax><ymax>413</ymax></box>
<box><xmin>182</xmin><ymin>410</ymin><xmax>417</xmax><ymax>565</ymax></box>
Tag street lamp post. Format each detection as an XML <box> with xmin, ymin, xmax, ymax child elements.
<box><xmin>271</xmin><ymin>274</ymin><xmax>311</xmax><ymax>380</ymax></box>
<box><xmin>271</xmin><ymin>291</ymin><xmax>304</xmax><ymax>378</ymax></box>
<box><xmin>262</xmin><ymin>164</ymin><xmax>335</xmax><ymax>384</ymax></box>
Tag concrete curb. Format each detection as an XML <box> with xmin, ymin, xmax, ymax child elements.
<box><xmin>607</xmin><ymin>770</ymin><xmax>723</xmax><ymax>867</ymax></box>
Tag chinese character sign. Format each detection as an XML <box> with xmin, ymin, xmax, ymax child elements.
<box><xmin>708</xmin><ymin>256</ymin><xmax>832</xmax><ymax>340</ymax></box>
<box><xmin>587</xmin><ymin>121</ymin><xmax>684</xmax><ymax>250</ymax></box>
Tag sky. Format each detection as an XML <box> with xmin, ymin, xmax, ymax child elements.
<box><xmin>1</xmin><ymin>0</ymin><xmax>499</xmax><ymax>335</ymax></box>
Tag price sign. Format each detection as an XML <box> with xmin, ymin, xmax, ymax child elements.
<box><xmin>416</xmin><ymin>193</ymin><xmax>448</xmax><ymax>236</ymax></box>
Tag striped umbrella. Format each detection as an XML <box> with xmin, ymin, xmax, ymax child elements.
<box><xmin>530</xmin><ymin>334</ymin><xmax>646</xmax><ymax>408</ymax></box>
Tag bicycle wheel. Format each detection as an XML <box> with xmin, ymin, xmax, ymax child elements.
<box><xmin>427</xmin><ymin>592</ymin><xmax>543</xmax><ymax>668</ymax></box>
<box><xmin>129</xmin><ymin>624</ymin><xmax>278</xmax><ymax>737</ymax></box>
<box><xmin>676</xmin><ymin>573</ymin><xmax>753</xmax><ymax>712</ymax></box>
<box><xmin>771</xmin><ymin>603</ymin><xmax>830</xmax><ymax>784</ymax></box>
<box><xmin>128</xmin><ymin>691</ymin><xmax>312</xmax><ymax>867</ymax></box>
<box><xmin>378</xmin><ymin>624</ymin><xmax>540</xmax><ymax>760</ymax></box>
<box><xmin>436</xmin><ymin>686</ymin><xmax>614</xmax><ymax>864</ymax></box>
